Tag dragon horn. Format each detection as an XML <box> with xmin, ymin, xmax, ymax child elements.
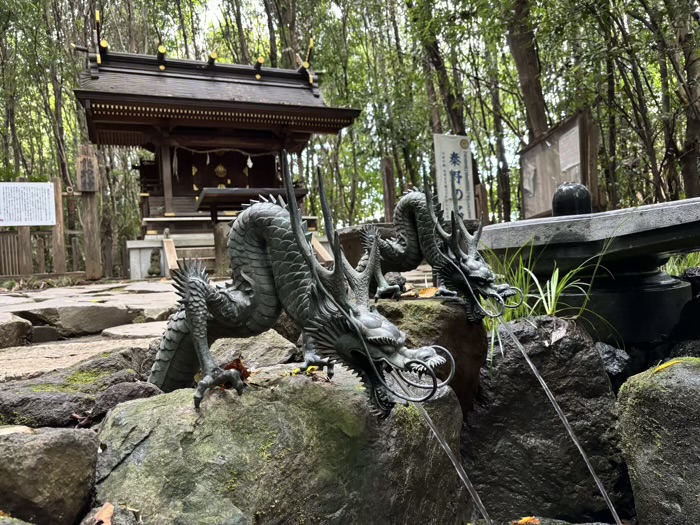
<box><xmin>344</xmin><ymin>227</ymin><xmax>381</xmax><ymax>308</ymax></box>
<box><xmin>449</xmin><ymin>171</ymin><xmax>481</xmax><ymax>258</ymax></box>
<box><xmin>317</xmin><ymin>166</ymin><xmax>336</xmax><ymax>250</ymax></box>
<box><xmin>423</xmin><ymin>169</ymin><xmax>459</xmax><ymax>248</ymax></box>
<box><xmin>282</xmin><ymin>151</ymin><xmax>352</xmax><ymax>310</ymax></box>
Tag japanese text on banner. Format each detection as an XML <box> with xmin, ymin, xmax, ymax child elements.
<box><xmin>433</xmin><ymin>134</ymin><xmax>475</xmax><ymax>219</ymax></box>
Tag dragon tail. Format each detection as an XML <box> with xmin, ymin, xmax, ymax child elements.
<box><xmin>148</xmin><ymin>259</ymin><xmax>209</xmax><ymax>392</ymax></box>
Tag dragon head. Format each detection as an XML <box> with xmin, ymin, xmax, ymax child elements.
<box><xmin>283</xmin><ymin>157</ymin><xmax>455</xmax><ymax>417</ymax></box>
<box><xmin>422</xmin><ymin>175</ymin><xmax>521</xmax><ymax>321</ymax></box>
<box><xmin>307</xmin><ymin>306</ymin><xmax>453</xmax><ymax>416</ymax></box>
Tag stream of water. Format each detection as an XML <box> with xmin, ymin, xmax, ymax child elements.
<box><xmin>498</xmin><ymin>318</ymin><xmax>623</xmax><ymax>525</ymax></box>
<box><xmin>391</xmin><ymin>373</ymin><xmax>494</xmax><ymax>525</ymax></box>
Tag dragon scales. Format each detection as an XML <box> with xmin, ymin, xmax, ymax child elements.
<box><xmin>148</xmin><ymin>156</ymin><xmax>455</xmax><ymax>416</ymax></box>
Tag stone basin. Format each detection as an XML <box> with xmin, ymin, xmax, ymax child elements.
<box><xmin>480</xmin><ymin>196</ymin><xmax>700</xmax><ymax>275</ymax></box>
<box><xmin>480</xmin><ymin>198</ymin><xmax>700</xmax><ymax>345</ymax></box>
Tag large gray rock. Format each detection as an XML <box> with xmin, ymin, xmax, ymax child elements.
<box><xmin>0</xmin><ymin>313</ymin><xmax>31</xmax><ymax>349</ymax></box>
<box><xmin>210</xmin><ymin>329</ymin><xmax>296</xmax><ymax>368</ymax></box>
<box><xmin>376</xmin><ymin>299</ymin><xmax>487</xmax><ymax>413</ymax></box>
<box><xmin>95</xmin><ymin>364</ymin><xmax>465</xmax><ymax>525</ymax></box>
<box><xmin>1</xmin><ymin>299</ymin><xmax>136</xmax><ymax>337</ymax></box>
<box><xmin>0</xmin><ymin>337</ymin><xmax>155</xmax><ymax>383</ymax></box>
<box><xmin>0</xmin><ymin>339</ymin><xmax>156</xmax><ymax>427</ymax></box>
<box><xmin>618</xmin><ymin>357</ymin><xmax>700</xmax><ymax>524</ymax></box>
<box><xmin>462</xmin><ymin>317</ymin><xmax>632</xmax><ymax>522</ymax></box>
<box><xmin>102</xmin><ymin>321</ymin><xmax>168</xmax><ymax>340</ymax></box>
<box><xmin>0</xmin><ymin>426</ymin><xmax>98</xmax><ymax>525</ymax></box>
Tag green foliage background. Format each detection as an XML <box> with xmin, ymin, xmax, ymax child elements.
<box><xmin>1</xmin><ymin>0</ymin><xmax>699</xmax><ymax>275</ymax></box>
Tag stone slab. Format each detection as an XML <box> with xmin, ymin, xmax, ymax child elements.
<box><xmin>102</xmin><ymin>322</ymin><xmax>168</xmax><ymax>340</ymax></box>
<box><xmin>0</xmin><ymin>312</ymin><xmax>31</xmax><ymax>349</ymax></box>
<box><xmin>481</xmin><ymin>197</ymin><xmax>700</xmax><ymax>273</ymax></box>
<box><xmin>0</xmin><ymin>336</ymin><xmax>155</xmax><ymax>382</ymax></box>
<box><xmin>121</xmin><ymin>281</ymin><xmax>174</xmax><ymax>294</ymax></box>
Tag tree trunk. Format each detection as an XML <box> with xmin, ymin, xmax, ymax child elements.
<box><xmin>175</xmin><ymin>0</ymin><xmax>191</xmax><ymax>59</ymax></box>
<box><xmin>422</xmin><ymin>56</ymin><xmax>443</xmax><ymax>134</ymax></box>
<box><xmin>233</xmin><ymin>0</ymin><xmax>251</xmax><ymax>64</ymax></box>
<box><xmin>490</xmin><ymin>52</ymin><xmax>511</xmax><ymax>221</ymax></box>
<box><xmin>506</xmin><ymin>0</ymin><xmax>548</xmax><ymax>140</ymax></box>
<box><xmin>678</xmin><ymin>8</ymin><xmax>700</xmax><ymax>197</ymax></box>
<box><xmin>605</xmin><ymin>54</ymin><xmax>620</xmax><ymax>207</ymax></box>
<box><xmin>263</xmin><ymin>0</ymin><xmax>278</xmax><ymax>67</ymax></box>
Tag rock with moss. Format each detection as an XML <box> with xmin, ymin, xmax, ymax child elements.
<box><xmin>462</xmin><ymin>317</ymin><xmax>633</xmax><ymax>522</ymax></box>
<box><xmin>376</xmin><ymin>298</ymin><xmax>487</xmax><ymax>413</ymax></box>
<box><xmin>0</xmin><ymin>426</ymin><xmax>98</xmax><ymax>525</ymax></box>
<box><xmin>0</xmin><ymin>340</ymin><xmax>155</xmax><ymax>427</ymax></box>
<box><xmin>95</xmin><ymin>364</ymin><xmax>465</xmax><ymax>525</ymax></box>
<box><xmin>618</xmin><ymin>357</ymin><xmax>700</xmax><ymax>523</ymax></box>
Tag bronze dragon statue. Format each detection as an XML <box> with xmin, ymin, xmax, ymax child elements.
<box><xmin>148</xmin><ymin>156</ymin><xmax>455</xmax><ymax>416</ymax></box>
<box><xmin>360</xmin><ymin>175</ymin><xmax>522</xmax><ymax>321</ymax></box>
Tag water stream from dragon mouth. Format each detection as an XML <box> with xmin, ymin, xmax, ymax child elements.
<box><xmin>498</xmin><ymin>318</ymin><xmax>623</xmax><ymax>525</ymax></box>
<box><xmin>391</xmin><ymin>372</ymin><xmax>494</xmax><ymax>525</ymax></box>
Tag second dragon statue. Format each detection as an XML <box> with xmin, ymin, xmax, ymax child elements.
<box><xmin>149</xmin><ymin>155</ymin><xmax>455</xmax><ymax>417</ymax></box>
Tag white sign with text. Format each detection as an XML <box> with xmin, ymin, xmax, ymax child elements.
<box><xmin>0</xmin><ymin>183</ymin><xmax>56</xmax><ymax>226</ymax></box>
<box><xmin>433</xmin><ymin>134</ymin><xmax>475</xmax><ymax>220</ymax></box>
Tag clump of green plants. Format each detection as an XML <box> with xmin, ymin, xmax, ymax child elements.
<box><xmin>481</xmin><ymin>236</ymin><xmax>616</xmax><ymax>363</ymax></box>
<box><xmin>662</xmin><ymin>252</ymin><xmax>700</xmax><ymax>276</ymax></box>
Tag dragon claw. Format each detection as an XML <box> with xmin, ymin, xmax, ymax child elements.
<box><xmin>194</xmin><ymin>367</ymin><xmax>246</xmax><ymax>408</ymax></box>
<box><xmin>375</xmin><ymin>284</ymin><xmax>401</xmax><ymax>299</ymax></box>
<box><xmin>300</xmin><ymin>352</ymin><xmax>335</xmax><ymax>379</ymax></box>
<box><xmin>435</xmin><ymin>287</ymin><xmax>458</xmax><ymax>297</ymax></box>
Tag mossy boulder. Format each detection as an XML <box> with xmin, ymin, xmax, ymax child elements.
<box><xmin>0</xmin><ymin>340</ymin><xmax>155</xmax><ymax>427</ymax></box>
<box><xmin>462</xmin><ymin>317</ymin><xmax>633</xmax><ymax>522</ymax></box>
<box><xmin>376</xmin><ymin>298</ymin><xmax>487</xmax><ymax>413</ymax></box>
<box><xmin>95</xmin><ymin>364</ymin><xmax>465</xmax><ymax>525</ymax></box>
<box><xmin>0</xmin><ymin>426</ymin><xmax>98</xmax><ymax>525</ymax></box>
<box><xmin>618</xmin><ymin>357</ymin><xmax>700</xmax><ymax>523</ymax></box>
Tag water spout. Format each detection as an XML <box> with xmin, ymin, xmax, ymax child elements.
<box><xmin>391</xmin><ymin>372</ymin><xmax>494</xmax><ymax>525</ymax></box>
<box><xmin>498</xmin><ymin>319</ymin><xmax>623</xmax><ymax>525</ymax></box>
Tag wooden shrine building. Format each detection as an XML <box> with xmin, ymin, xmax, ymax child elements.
<box><xmin>75</xmin><ymin>45</ymin><xmax>360</xmax><ymax>237</ymax></box>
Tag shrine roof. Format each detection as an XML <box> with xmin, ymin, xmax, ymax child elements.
<box><xmin>74</xmin><ymin>49</ymin><xmax>361</xmax><ymax>148</ymax></box>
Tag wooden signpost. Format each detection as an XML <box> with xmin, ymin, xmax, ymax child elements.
<box><xmin>77</xmin><ymin>144</ymin><xmax>103</xmax><ymax>280</ymax></box>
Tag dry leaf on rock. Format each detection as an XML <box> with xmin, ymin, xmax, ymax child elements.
<box><xmin>93</xmin><ymin>502</ymin><xmax>114</xmax><ymax>525</ymax></box>
<box><xmin>418</xmin><ymin>287</ymin><xmax>439</xmax><ymax>298</ymax></box>
<box><xmin>223</xmin><ymin>358</ymin><xmax>251</xmax><ymax>381</ymax></box>
<box><xmin>513</xmin><ymin>518</ymin><xmax>540</xmax><ymax>525</ymax></box>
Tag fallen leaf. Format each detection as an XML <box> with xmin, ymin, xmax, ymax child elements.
<box><xmin>550</xmin><ymin>323</ymin><xmax>568</xmax><ymax>345</ymax></box>
<box><xmin>223</xmin><ymin>358</ymin><xmax>251</xmax><ymax>381</ymax></box>
<box><xmin>652</xmin><ymin>359</ymin><xmax>683</xmax><ymax>375</ymax></box>
<box><xmin>93</xmin><ymin>502</ymin><xmax>114</xmax><ymax>525</ymax></box>
<box><xmin>418</xmin><ymin>287</ymin><xmax>439</xmax><ymax>298</ymax></box>
<box><xmin>513</xmin><ymin>518</ymin><xmax>540</xmax><ymax>525</ymax></box>
<box><xmin>401</xmin><ymin>290</ymin><xmax>418</xmax><ymax>298</ymax></box>
<box><xmin>0</xmin><ymin>511</ymin><xmax>12</xmax><ymax>518</ymax></box>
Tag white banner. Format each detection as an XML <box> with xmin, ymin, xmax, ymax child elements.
<box><xmin>433</xmin><ymin>134</ymin><xmax>475</xmax><ymax>219</ymax></box>
<box><xmin>0</xmin><ymin>183</ymin><xmax>56</xmax><ymax>226</ymax></box>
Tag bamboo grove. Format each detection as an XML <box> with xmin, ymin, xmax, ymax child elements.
<box><xmin>1</xmin><ymin>0</ymin><xmax>700</xmax><ymax>276</ymax></box>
